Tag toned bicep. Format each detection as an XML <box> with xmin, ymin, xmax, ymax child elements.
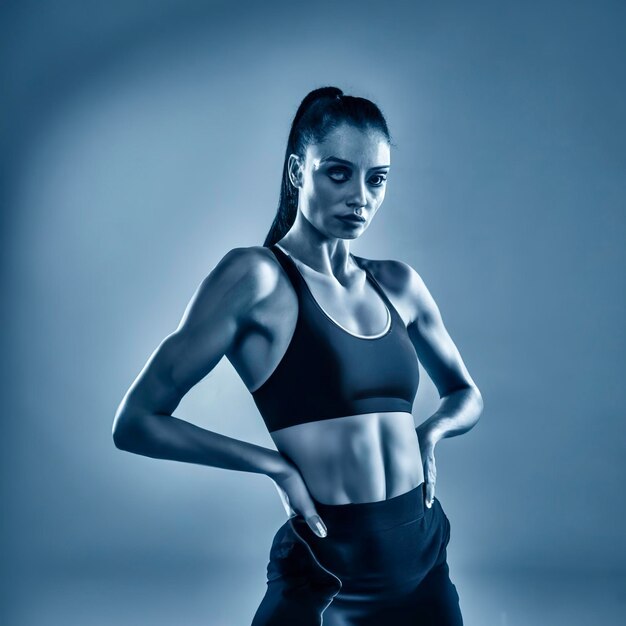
<box><xmin>116</xmin><ymin>248</ymin><xmax>260</xmax><ymax>419</ymax></box>
<box><xmin>406</xmin><ymin>267</ymin><xmax>477</xmax><ymax>398</ymax></box>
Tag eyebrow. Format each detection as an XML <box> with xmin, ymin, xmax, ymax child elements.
<box><xmin>320</xmin><ymin>156</ymin><xmax>390</xmax><ymax>170</ymax></box>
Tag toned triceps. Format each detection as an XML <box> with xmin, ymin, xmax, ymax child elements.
<box><xmin>113</xmin><ymin>247</ymin><xmax>262</xmax><ymax>430</ymax></box>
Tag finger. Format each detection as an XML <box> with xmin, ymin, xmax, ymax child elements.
<box><xmin>278</xmin><ymin>491</ymin><xmax>296</xmax><ymax>518</ymax></box>
<box><xmin>425</xmin><ymin>482</ymin><xmax>435</xmax><ymax>508</ymax></box>
<box><xmin>305</xmin><ymin>513</ymin><xmax>327</xmax><ymax>538</ymax></box>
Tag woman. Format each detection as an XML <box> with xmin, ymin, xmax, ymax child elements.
<box><xmin>112</xmin><ymin>86</ymin><xmax>483</xmax><ymax>625</ymax></box>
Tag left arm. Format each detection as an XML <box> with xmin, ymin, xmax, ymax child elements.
<box><xmin>401</xmin><ymin>261</ymin><xmax>484</xmax><ymax>504</ymax></box>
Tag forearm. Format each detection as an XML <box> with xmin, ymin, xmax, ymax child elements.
<box><xmin>113</xmin><ymin>412</ymin><xmax>287</xmax><ymax>479</ymax></box>
<box><xmin>416</xmin><ymin>385</ymin><xmax>483</xmax><ymax>445</ymax></box>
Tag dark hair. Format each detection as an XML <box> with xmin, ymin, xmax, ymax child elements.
<box><xmin>263</xmin><ymin>86</ymin><xmax>393</xmax><ymax>247</ymax></box>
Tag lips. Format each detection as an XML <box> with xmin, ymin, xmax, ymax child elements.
<box><xmin>339</xmin><ymin>214</ymin><xmax>366</xmax><ymax>223</ymax></box>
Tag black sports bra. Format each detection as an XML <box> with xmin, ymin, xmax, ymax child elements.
<box><xmin>251</xmin><ymin>244</ymin><xmax>420</xmax><ymax>432</ymax></box>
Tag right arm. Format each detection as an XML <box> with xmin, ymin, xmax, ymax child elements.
<box><xmin>111</xmin><ymin>247</ymin><xmax>288</xmax><ymax>480</ymax></box>
<box><xmin>112</xmin><ymin>246</ymin><xmax>329</xmax><ymax>537</ymax></box>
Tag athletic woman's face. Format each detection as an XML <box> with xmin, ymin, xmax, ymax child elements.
<box><xmin>291</xmin><ymin>124</ymin><xmax>390</xmax><ymax>239</ymax></box>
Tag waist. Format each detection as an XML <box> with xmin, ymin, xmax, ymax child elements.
<box><xmin>289</xmin><ymin>480</ymin><xmax>441</xmax><ymax>597</ymax></box>
<box><xmin>312</xmin><ymin>481</ymin><xmax>427</xmax><ymax>534</ymax></box>
<box><xmin>272</xmin><ymin>411</ymin><xmax>424</xmax><ymax>504</ymax></box>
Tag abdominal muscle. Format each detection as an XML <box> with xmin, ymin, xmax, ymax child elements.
<box><xmin>269</xmin><ymin>411</ymin><xmax>425</xmax><ymax>505</ymax></box>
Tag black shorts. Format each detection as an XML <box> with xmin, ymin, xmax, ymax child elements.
<box><xmin>251</xmin><ymin>481</ymin><xmax>463</xmax><ymax>625</ymax></box>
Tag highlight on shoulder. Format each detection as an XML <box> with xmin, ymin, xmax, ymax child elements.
<box><xmin>197</xmin><ymin>245</ymin><xmax>282</xmax><ymax>317</ymax></box>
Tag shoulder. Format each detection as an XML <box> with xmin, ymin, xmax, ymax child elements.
<box><xmin>221</xmin><ymin>245</ymin><xmax>288</xmax><ymax>296</ymax></box>
<box><xmin>354</xmin><ymin>255</ymin><xmax>439</xmax><ymax>327</ymax></box>
<box><xmin>179</xmin><ymin>246</ymin><xmax>285</xmax><ymax>328</ymax></box>
<box><xmin>206</xmin><ymin>245</ymin><xmax>281</xmax><ymax>283</ymax></box>
<box><xmin>202</xmin><ymin>245</ymin><xmax>285</xmax><ymax>291</ymax></box>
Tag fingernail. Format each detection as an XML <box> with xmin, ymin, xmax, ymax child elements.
<box><xmin>426</xmin><ymin>500</ymin><xmax>432</xmax><ymax>508</ymax></box>
<box><xmin>316</xmin><ymin>521</ymin><xmax>327</xmax><ymax>537</ymax></box>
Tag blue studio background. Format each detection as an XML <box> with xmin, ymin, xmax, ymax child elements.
<box><xmin>1</xmin><ymin>1</ymin><xmax>625</xmax><ymax>624</ymax></box>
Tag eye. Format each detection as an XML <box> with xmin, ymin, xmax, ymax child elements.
<box><xmin>370</xmin><ymin>174</ymin><xmax>387</xmax><ymax>186</ymax></box>
<box><xmin>327</xmin><ymin>168</ymin><xmax>350</xmax><ymax>183</ymax></box>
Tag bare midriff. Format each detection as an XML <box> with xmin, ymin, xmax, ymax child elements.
<box><xmin>269</xmin><ymin>410</ymin><xmax>424</xmax><ymax>505</ymax></box>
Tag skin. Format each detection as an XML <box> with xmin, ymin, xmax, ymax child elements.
<box><xmin>112</xmin><ymin>123</ymin><xmax>484</xmax><ymax>539</ymax></box>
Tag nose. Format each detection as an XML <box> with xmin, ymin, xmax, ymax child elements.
<box><xmin>346</xmin><ymin>176</ymin><xmax>367</xmax><ymax>208</ymax></box>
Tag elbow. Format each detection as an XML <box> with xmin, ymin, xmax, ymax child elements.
<box><xmin>473</xmin><ymin>385</ymin><xmax>484</xmax><ymax>409</ymax></box>
<box><xmin>448</xmin><ymin>383</ymin><xmax>484</xmax><ymax>419</ymax></box>
<box><xmin>112</xmin><ymin>424</ymin><xmax>129</xmax><ymax>451</ymax></box>
<box><xmin>112</xmin><ymin>411</ymin><xmax>142</xmax><ymax>452</ymax></box>
<box><xmin>112</xmin><ymin>417</ymin><xmax>130</xmax><ymax>451</ymax></box>
<box><xmin>470</xmin><ymin>385</ymin><xmax>484</xmax><ymax>421</ymax></box>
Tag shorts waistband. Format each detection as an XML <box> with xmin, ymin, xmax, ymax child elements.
<box><xmin>310</xmin><ymin>481</ymin><xmax>426</xmax><ymax>534</ymax></box>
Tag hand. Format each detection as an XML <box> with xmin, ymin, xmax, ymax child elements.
<box><xmin>416</xmin><ymin>425</ymin><xmax>438</xmax><ymax>508</ymax></box>
<box><xmin>271</xmin><ymin>459</ymin><xmax>328</xmax><ymax>538</ymax></box>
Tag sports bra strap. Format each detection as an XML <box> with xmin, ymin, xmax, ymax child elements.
<box><xmin>352</xmin><ymin>256</ymin><xmax>396</xmax><ymax>312</ymax></box>
<box><xmin>269</xmin><ymin>244</ymin><xmax>301</xmax><ymax>289</ymax></box>
<box><xmin>270</xmin><ymin>244</ymin><xmax>399</xmax><ymax>321</ymax></box>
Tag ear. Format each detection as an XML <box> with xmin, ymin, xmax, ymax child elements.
<box><xmin>287</xmin><ymin>154</ymin><xmax>304</xmax><ymax>188</ymax></box>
